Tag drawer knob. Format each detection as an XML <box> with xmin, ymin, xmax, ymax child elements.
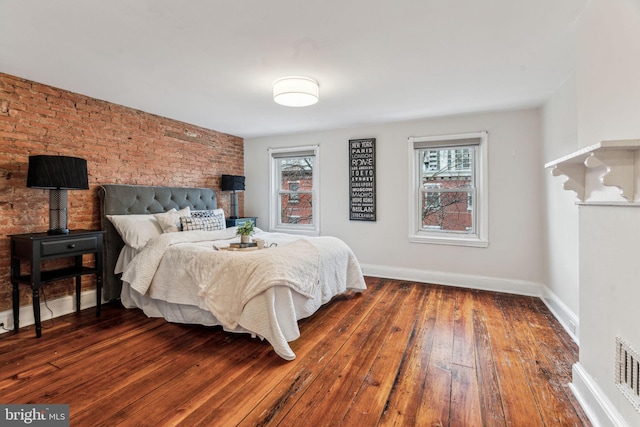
<box><xmin>68</xmin><ymin>244</ymin><xmax>76</xmax><ymax>249</ymax></box>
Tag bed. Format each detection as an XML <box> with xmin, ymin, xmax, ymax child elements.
<box><xmin>98</xmin><ymin>184</ymin><xmax>366</xmax><ymax>360</ymax></box>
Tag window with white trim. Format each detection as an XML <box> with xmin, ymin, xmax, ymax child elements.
<box><xmin>269</xmin><ymin>146</ymin><xmax>319</xmax><ymax>235</ymax></box>
<box><xmin>408</xmin><ymin>132</ymin><xmax>488</xmax><ymax>247</ymax></box>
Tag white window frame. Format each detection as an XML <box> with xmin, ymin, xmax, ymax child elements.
<box><xmin>268</xmin><ymin>145</ymin><xmax>320</xmax><ymax>236</ymax></box>
<box><xmin>408</xmin><ymin>131</ymin><xmax>488</xmax><ymax>247</ymax></box>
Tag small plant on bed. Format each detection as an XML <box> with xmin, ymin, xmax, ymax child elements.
<box><xmin>236</xmin><ymin>221</ymin><xmax>255</xmax><ymax>244</ymax></box>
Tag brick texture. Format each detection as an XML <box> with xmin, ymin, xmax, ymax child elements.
<box><xmin>0</xmin><ymin>73</ymin><xmax>244</xmax><ymax>313</ymax></box>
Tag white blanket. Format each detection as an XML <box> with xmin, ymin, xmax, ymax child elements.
<box><xmin>193</xmin><ymin>239</ymin><xmax>320</xmax><ymax>329</ymax></box>
<box><xmin>120</xmin><ymin>230</ymin><xmax>366</xmax><ymax>360</ymax></box>
<box><xmin>122</xmin><ymin>228</ymin><xmax>239</xmax><ymax>295</ymax></box>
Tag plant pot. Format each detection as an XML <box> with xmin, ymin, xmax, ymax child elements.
<box><xmin>240</xmin><ymin>234</ymin><xmax>250</xmax><ymax>244</ymax></box>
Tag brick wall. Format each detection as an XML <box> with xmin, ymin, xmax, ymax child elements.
<box><xmin>0</xmin><ymin>73</ymin><xmax>244</xmax><ymax>313</ymax></box>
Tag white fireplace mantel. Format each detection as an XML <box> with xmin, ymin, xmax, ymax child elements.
<box><xmin>545</xmin><ymin>139</ymin><xmax>640</xmax><ymax>205</ymax></box>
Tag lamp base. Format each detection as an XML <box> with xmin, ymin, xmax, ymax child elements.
<box><xmin>49</xmin><ymin>189</ymin><xmax>70</xmax><ymax>235</ymax></box>
<box><xmin>230</xmin><ymin>192</ymin><xmax>239</xmax><ymax>219</ymax></box>
<box><xmin>47</xmin><ymin>228</ymin><xmax>70</xmax><ymax>235</ymax></box>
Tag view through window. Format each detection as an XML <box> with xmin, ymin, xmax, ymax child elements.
<box><xmin>421</xmin><ymin>146</ymin><xmax>474</xmax><ymax>232</ymax></box>
<box><xmin>278</xmin><ymin>158</ymin><xmax>312</xmax><ymax>224</ymax></box>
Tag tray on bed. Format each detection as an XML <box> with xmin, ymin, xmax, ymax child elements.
<box><xmin>221</xmin><ymin>242</ymin><xmax>259</xmax><ymax>251</ymax></box>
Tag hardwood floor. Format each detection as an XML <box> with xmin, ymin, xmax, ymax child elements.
<box><xmin>0</xmin><ymin>278</ymin><xmax>591</xmax><ymax>426</ymax></box>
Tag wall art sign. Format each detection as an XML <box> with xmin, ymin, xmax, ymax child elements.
<box><xmin>349</xmin><ymin>138</ymin><xmax>376</xmax><ymax>221</ymax></box>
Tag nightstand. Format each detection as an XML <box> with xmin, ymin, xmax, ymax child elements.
<box><xmin>226</xmin><ymin>217</ymin><xmax>257</xmax><ymax>228</ymax></box>
<box><xmin>10</xmin><ymin>229</ymin><xmax>105</xmax><ymax>337</ymax></box>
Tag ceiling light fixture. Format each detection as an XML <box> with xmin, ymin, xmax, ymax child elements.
<box><xmin>273</xmin><ymin>76</ymin><xmax>319</xmax><ymax>107</ymax></box>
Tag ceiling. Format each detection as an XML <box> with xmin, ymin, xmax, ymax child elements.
<box><xmin>0</xmin><ymin>1</ymin><xmax>587</xmax><ymax>139</ymax></box>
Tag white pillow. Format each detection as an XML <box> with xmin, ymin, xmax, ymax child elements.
<box><xmin>107</xmin><ymin>214</ymin><xmax>162</xmax><ymax>250</ymax></box>
<box><xmin>154</xmin><ymin>207</ymin><xmax>191</xmax><ymax>233</ymax></box>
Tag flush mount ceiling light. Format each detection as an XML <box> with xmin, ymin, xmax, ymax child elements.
<box><xmin>273</xmin><ymin>76</ymin><xmax>319</xmax><ymax>107</ymax></box>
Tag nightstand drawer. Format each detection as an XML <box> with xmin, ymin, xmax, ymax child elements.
<box><xmin>40</xmin><ymin>236</ymin><xmax>98</xmax><ymax>257</ymax></box>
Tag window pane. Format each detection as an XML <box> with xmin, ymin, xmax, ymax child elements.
<box><xmin>279</xmin><ymin>157</ymin><xmax>314</xmax><ymax>225</ymax></box>
<box><xmin>288</xmin><ymin>181</ymin><xmax>300</xmax><ymax>203</ymax></box>
<box><xmin>280</xmin><ymin>192</ymin><xmax>313</xmax><ymax>224</ymax></box>
<box><xmin>422</xmin><ymin>147</ymin><xmax>473</xmax><ymax>189</ymax></box>
<box><xmin>420</xmin><ymin>146</ymin><xmax>474</xmax><ymax>232</ymax></box>
<box><xmin>421</xmin><ymin>190</ymin><xmax>473</xmax><ymax>232</ymax></box>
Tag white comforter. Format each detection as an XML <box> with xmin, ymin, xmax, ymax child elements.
<box><xmin>120</xmin><ymin>229</ymin><xmax>366</xmax><ymax>359</ymax></box>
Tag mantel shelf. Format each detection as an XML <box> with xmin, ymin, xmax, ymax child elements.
<box><xmin>545</xmin><ymin>139</ymin><xmax>640</xmax><ymax>203</ymax></box>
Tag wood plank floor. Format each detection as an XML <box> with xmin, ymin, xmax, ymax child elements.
<box><xmin>0</xmin><ymin>278</ymin><xmax>591</xmax><ymax>426</ymax></box>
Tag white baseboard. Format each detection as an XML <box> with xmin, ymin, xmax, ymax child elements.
<box><xmin>571</xmin><ymin>362</ymin><xmax>630</xmax><ymax>427</ymax></box>
<box><xmin>361</xmin><ymin>263</ymin><xmax>543</xmax><ymax>296</ymax></box>
<box><xmin>0</xmin><ymin>289</ymin><xmax>97</xmax><ymax>334</ymax></box>
<box><xmin>540</xmin><ymin>285</ymin><xmax>580</xmax><ymax>344</ymax></box>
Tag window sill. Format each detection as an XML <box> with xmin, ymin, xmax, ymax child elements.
<box><xmin>271</xmin><ymin>225</ymin><xmax>319</xmax><ymax>237</ymax></box>
<box><xmin>409</xmin><ymin>233</ymin><xmax>488</xmax><ymax>248</ymax></box>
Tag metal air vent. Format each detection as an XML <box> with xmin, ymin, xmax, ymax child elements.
<box><xmin>616</xmin><ymin>336</ymin><xmax>640</xmax><ymax>413</ymax></box>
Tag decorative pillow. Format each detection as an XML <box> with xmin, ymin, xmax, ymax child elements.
<box><xmin>106</xmin><ymin>214</ymin><xmax>162</xmax><ymax>250</ymax></box>
<box><xmin>154</xmin><ymin>207</ymin><xmax>191</xmax><ymax>233</ymax></box>
<box><xmin>180</xmin><ymin>215</ymin><xmax>225</xmax><ymax>231</ymax></box>
<box><xmin>192</xmin><ymin>208</ymin><xmax>225</xmax><ymax>220</ymax></box>
<box><xmin>192</xmin><ymin>208</ymin><xmax>225</xmax><ymax>228</ymax></box>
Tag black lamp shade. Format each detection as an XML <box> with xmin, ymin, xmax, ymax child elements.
<box><xmin>27</xmin><ymin>155</ymin><xmax>89</xmax><ymax>189</ymax></box>
<box><xmin>27</xmin><ymin>155</ymin><xmax>89</xmax><ymax>234</ymax></box>
<box><xmin>221</xmin><ymin>175</ymin><xmax>245</xmax><ymax>192</ymax></box>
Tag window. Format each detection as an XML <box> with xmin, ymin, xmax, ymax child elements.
<box><xmin>408</xmin><ymin>132</ymin><xmax>488</xmax><ymax>247</ymax></box>
<box><xmin>269</xmin><ymin>145</ymin><xmax>319</xmax><ymax>235</ymax></box>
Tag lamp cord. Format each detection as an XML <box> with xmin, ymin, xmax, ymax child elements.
<box><xmin>4</xmin><ymin>288</ymin><xmax>55</xmax><ymax>332</ymax></box>
<box><xmin>39</xmin><ymin>286</ymin><xmax>55</xmax><ymax>329</ymax></box>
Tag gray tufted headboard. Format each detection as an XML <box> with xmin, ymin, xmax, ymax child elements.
<box><xmin>98</xmin><ymin>184</ymin><xmax>217</xmax><ymax>301</ymax></box>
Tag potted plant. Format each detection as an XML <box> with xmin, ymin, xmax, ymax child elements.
<box><xmin>236</xmin><ymin>221</ymin><xmax>254</xmax><ymax>244</ymax></box>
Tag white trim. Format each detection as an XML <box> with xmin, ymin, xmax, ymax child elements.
<box><xmin>0</xmin><ymin>289</ymin><xmax>98</xmax><ymax>334</ymax></box>
<box><xmin>360</xmin><ymin>263</ymin><xmax>542</xmax><ymax>297</ymax></box>
<box><xmin>407</xmin><ymin>233</ymin><xmax>489</xmax><ymax>248</ymax></box>
<box><xmin>571</xmin><ymin>362</ymin><xmax>631</xmax><ymax>427</ymax></box>
<box><xmin>540</xmin><ymin>285</ymin><xmax>580</xmax><ymax>344</ymax></box>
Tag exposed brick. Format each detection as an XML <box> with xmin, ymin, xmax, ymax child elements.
<box><xmin>0</xmin><ymin>72</ymin><xmax>244</xmax><ymax>313</ymax></box>
<box><xmin>36</xmin><ymin>85</ymin><xmax>61</xmax><ymax>98</ymax></box>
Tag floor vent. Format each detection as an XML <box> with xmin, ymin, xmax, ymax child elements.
<box><xmin>616</xmin><ymin>337</ymin><xmax>640</xmax><ymax>412</ymax></box>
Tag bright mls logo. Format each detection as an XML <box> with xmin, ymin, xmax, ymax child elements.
<box><xmin>1</xmin><ymin>404</ymin><xmax>69</xmax><ymax>426</ymax></box>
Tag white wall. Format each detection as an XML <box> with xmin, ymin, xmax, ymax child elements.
<box><xmin>544</xmin><ymin>0</ymin><xmax>640</xmax><ymax>425</ymax></box>
<box><xmin>245</xmin><ymin>108</ymin><xmax>545</xmax><ymax>295</ymax></box>
<box><xmin>576</xmin><ymin>0</ymin><xmax>640</xmax><ymax>147</ymax></box>
<box><xmin>577</xmin><ymin>206</ymin><xmax>640</xmax><ymax>427</ymax></box>
<box><xmin>541</xmin><ymin>72</ymin><xmax>580</xmax><ymax>336</ymax></box>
